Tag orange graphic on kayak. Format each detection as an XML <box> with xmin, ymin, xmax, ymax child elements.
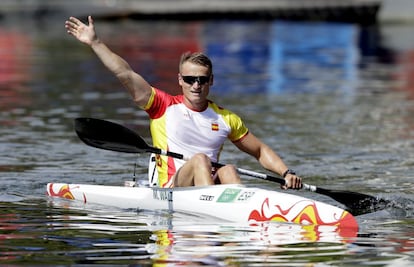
<box><xmin>248</xmin><ymin>197</ymin><xmax>358</xmax><ymax>237</ymax></box>
<box><xmin>47</xmin><ymin>184</ymin><xmax>75</xmax><ymax>200</ymax></box>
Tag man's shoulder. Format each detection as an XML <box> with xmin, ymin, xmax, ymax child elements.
<box><xmin>207</xmin><ymin>100</ymin><xmax>234</xmax><ymax>115</ymax></box>
<box><xmin>153</xmin><ymin>88</ymin><xmax>184</xmax><ymax>104</ymax></box>
<box><xmin>146</xmin><ymin>88</ymin><xmax>184</xmax><ymax>118</ymax></box>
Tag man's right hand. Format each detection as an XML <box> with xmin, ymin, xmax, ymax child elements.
<box><xmin>65</xmin><ymin>16</ymin><xmax>97</xmax><ymax>46</ymax></box>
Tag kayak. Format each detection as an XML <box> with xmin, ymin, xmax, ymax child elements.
<box><xmin>46</xmin><ymin>182</ymin><xmax>358</xmax><ymax>238</ymax></box>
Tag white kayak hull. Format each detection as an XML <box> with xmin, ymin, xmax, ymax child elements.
<box><xmin>46</xmin><ymin>183</ymin><xmax>358</xmax><ymax>237</ymax></box>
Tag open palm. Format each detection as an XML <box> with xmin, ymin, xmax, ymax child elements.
<box><xmin>65</xmin><ymin>16</ymin><xmax>96</xmax><ymax>46</ymax></box>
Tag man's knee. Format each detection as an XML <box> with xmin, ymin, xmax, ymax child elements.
<box><xmin>225</xmin><ymin>164</ymin><xmax>237</xmax><ymax>173</ymax></box>
<box><xmin>191</xmin><ymin>153</ymin><xmax>211</xmax><ymax>166</ymax></box>
<box><xmin>218</xmin><ymin>164</ymin><xmax>241</xmax><ymax>184</ymax></box>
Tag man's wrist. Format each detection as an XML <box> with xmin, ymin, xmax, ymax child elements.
<box><xmin>282</xmin><ymin>169</ymin><xmax>296</xmax><ymax>178</ymax></box>
<box><xmin>90</xmin><ymin>38</ymin><xmax>101</xmax><ymax>48</ymax></box>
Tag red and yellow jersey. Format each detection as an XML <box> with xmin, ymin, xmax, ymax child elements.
<box><xmin>143</xmin><ymin>87</ymin><xmax>248</xmax><ymax>187</ymax></box>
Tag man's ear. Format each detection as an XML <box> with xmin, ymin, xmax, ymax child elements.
<box><xmin>178</xmin><ymin>73</ymin><xmax>183</xmax><ymax>86</ymax></box>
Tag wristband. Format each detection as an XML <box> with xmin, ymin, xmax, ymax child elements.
<box><xmin>282</xmin><ymin>169</ymin><xmax>296</xmax><ymax>178</ymax></box>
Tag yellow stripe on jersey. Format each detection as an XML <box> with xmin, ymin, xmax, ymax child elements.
<box><xmin>149</xmin><ymin>114</ymin><xmax>170</xmax><ymax>187</ymax></box>
<box><xmin>141</xmin><ymin>87</ymin><xmax>156</xmax><ymax>110</ymax></box>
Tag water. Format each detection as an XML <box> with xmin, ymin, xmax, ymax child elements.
<box><xmin>0</xmin><ymin>14</ymin><xmax>413</xmax><ymax>265</ymax></box>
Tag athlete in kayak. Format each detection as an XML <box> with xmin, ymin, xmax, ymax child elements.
<box><xmin>65</xmin><ymin>16</ymin><xmax>302</xmax><ymax>189</ymax></box>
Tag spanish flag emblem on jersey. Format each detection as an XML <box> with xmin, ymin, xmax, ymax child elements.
<box><xmin>211</xmin><ymin>122</ymin><xmax>219</xmax><ymax>131</ymax></box>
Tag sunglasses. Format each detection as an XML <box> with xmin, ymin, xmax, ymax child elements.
<box><xmin>181</xmin><ymin>75</ymin><xmax>210</xmax><ymax>85</ymax></box>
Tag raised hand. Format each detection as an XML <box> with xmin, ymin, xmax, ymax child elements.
<box><xmin>65</xmin><ymin>16</ymin><xmax>97</xmax><ymax>46</ymax></box>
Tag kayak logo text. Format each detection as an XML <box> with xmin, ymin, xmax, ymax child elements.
<box><xmin>200</xmin><ymin>195</ymin><xmax>214</xmax><ymax>201</ymax></box>
<box><xmin>217</xmin><ymin>189</ymin><xmax>255</xmax><ymax>203</ymax></box>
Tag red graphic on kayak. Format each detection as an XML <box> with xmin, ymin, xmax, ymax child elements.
<box><xmin>248</xmin><ymin>197</ymin><xmax>358</xmax><ymax>231</ymax></box>
<box><xmin>47</xmin><ymin>183</ymin><xmax>75</xmax><ymax>200</ymax></box>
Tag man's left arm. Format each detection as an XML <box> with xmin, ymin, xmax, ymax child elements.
<box><xmin>233</xmin><ymin>132</ymin><xmax>302</xmax><ymax>189</ymax></box>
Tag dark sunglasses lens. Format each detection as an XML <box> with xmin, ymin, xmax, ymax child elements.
<box><xmin>182</xmin><ymin>76</ymin><xmax>209</xmax><ymax>85</ymax></box>
<box><xmin>182</xmin><ymin>76</ymin><xmax>196</xmax><ymax>84</ymax></box>
<box><xmin>198</xmin><ymin>76</ymin><xmax>209</xmax><ymax>84</ymax></box>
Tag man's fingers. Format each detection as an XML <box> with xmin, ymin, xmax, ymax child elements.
<box><xmin>88</xmin><ymin>15</ymin><xmax>94</xmax><ymax>25</ymax></box>
<box><xmin>69</xmin><ymin>16</ymin><xmax>82</xmax><ymax>25</ymax></box>
<box><xmin>294</xmin><ymin>176</ymin><xmax>302</xmax><ymax>189</ymax></box>
<box><xmin>281</xmin><ymin>175</ymin><xmax>302</xmax><ymax>190</ymax></box>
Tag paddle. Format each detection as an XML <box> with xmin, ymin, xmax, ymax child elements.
<box><xmin>74</xmin><ymin>117</ymin><xmax>388</xmax><ymax>216</ymax></box>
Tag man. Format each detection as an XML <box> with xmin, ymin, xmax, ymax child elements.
<box><xmin>65</xmin><ymin>16</ymin><xmax>302</xmax><ymax>189</ymax></box>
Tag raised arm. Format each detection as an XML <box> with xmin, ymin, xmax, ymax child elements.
<box><xmin>65</xmin><ymin>16</ymin><xmax>152</xmax><ymax>108</ymax></box>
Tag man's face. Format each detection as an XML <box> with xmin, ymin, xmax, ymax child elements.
<box><xmin>178</xmin><ymin>62</ymin><xmax>213</xmax><ymax>110</ymax></box>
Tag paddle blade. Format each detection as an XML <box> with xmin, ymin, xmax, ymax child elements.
<box><xmin>74</xmin><ymin>118</ymin><xmax>149</xmax><ymax>154</ymax></box>
<box><xmin>316</xmin><ymin>187</ymin><xmax>388</xmax><ymax>216</ymax></box>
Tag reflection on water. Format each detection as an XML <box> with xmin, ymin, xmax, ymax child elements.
<box><xmin>0</xmin><ymin>16</ymin><xmax>413</xmax><ymax>265</ymax></box>
<box><xmin>1</xmin><ymin>198</ymin><xmax>412</xmax><ymax>265</ymax></box>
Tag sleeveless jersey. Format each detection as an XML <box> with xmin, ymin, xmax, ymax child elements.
<box><xmin>143</xmin><ymin>87</ymin><xmax>248</xmax><ymax>187</ymax></box>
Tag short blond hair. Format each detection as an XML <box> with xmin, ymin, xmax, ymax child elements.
<box><xmin>179</xmin><ymin>52</ymin><xmax>213</xmax><ymax>75</ymax></box>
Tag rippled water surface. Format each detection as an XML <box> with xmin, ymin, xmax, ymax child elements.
<box><xmin>0</xmin><ymin>15</ymin><xmax>413</xmax><ymax>265</ymax></box>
